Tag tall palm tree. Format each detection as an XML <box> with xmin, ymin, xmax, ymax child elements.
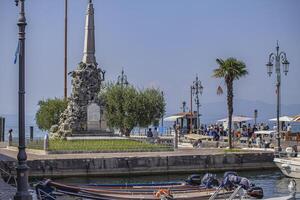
<box><xmin>212</xmin><ymin>57</ymin><xmax>248</xmax><ymax>149</ymax></box>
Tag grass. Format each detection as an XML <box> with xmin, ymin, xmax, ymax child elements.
<box><xmin>17</xmin><ymin>139</ymin><xmax>173</xmax><ymax>152</ymax></box>
<box><xmin>224</xmin><ymin>148</ymin><xmax>244</xmax><ymax>153</ymax></box>
<box><xmin>11</xmin><ymin>139</ymin><xmax>44</xmax><ymax>150</ymax></box>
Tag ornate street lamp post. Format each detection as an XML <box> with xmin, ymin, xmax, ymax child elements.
<box><xmin>181</xmin><ymin>101</ymin><xmax>187</xmax><ymax>113</ymax></box>
<box><xmin>254</xmin><ymin>109</ymin><xmax>258</xmax><ymax>126</ymax></box>
<box><xmin>191</xmin><ymin>75</ymin><xmax>203</xmax><ymax>132</ymax></box>
<box><xmin>266</xmin><ymin>41</ymin><xmax>290</xmax><ymax>152</ymax></box>
<box><xmin>117</xmin><ymin>69</ymin><xmax>129</xmax><ymax>87</ymax></box>
<box><xmin>189</xmin><ymin>86</ymin><xmax>193</xmax><ymax>134</ymax></box>
<box><xmin>14</xmin><ymin>0</ymin><xmax>32</xmax><ymax>199</ymax></box>
<box><xmin>161</xmin><ymin>91</ymin><xmax>164</xmax><ymax>134</ymax></box>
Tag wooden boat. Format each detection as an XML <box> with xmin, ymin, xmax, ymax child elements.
<box><xmin>79</xmin><ymin>174</ymin><xmax>220</xmax><ymax>192</ymax></box>
<box><xmin>35</xmin><ymin>173</ymin><xmax>265</xmax><ymax>200</ymax></box>
<box><xmin>36</xmin><ymin>180</ymin><xmax>233</xmax><ymax>200</ymax></box>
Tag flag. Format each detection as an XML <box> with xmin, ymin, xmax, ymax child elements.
<box><xmin>14</xmin><ymin>41</ymin><xmax>20</xmax><ymax>64</ymax></box>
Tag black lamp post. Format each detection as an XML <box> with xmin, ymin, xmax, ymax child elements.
<box><xmin>191</xmin><ymin>75</ymin><xmax>203</xmax><ymax>131</ymax></box>
<box><xmin>181</xmin><ymin>101</ymin><xmax>187</xmax><ymax>113</ymax></box>
<box><xmin>117</xmin><ymin>69</ymin><xmax>129</xmax><ymax>87</ymax></box>
<box><xmin>266</xmin><ymin>41</ymin><xmax>290</xmax><ymax>152</ymax></box>
<box><xmin>161</xmin><ymin>91</ymin><xmax>164</xmax><ymax>134</ymax></box>
<box><xmin>254</xmin><ymin>109</ymin><xmax>258</xmax><ymax>126</ymax></box>
<box><xmin>14</xmin><ymin>0</ymin><xmax>32</xmax><ymax>200</ymax></box>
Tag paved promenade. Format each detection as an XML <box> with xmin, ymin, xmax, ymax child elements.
<box><xmin>0</xmin><ymin>147</ymin><xmax>270</xmax><ymax>160</ymax></box>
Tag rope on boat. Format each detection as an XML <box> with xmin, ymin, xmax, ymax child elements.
<box><xmin>0</xmin><ymin>161</ymin><xmax>17</xmax><ymax>186</ymax></box>
<box><xmin>36</xmin><ymin>188</ymin><xmax>56</xmax><ymax>200</ymax></box>
<box><xmin>208</xmin><ymin>185</ymin><xmax>222</xmax><ymax>200</ymax></box>
<box><xmin>227</xmin><ymin>185</ymin><xmax>243</xmax><ymax>200</ymax></box>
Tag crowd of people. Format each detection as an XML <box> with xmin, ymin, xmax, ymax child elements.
<box><xmin>188</xmin><ymin>123</ymin><xmax>267</xmax><ymax>140</ymax></box>
<box><xmin>169</xmin><ymin>121</ymin><xmax>275</xmax><ymax>147</ymax></box>
<box><xmin>198</xmin><ymin>122</ymin><xmax>275</xmax><ymax>147</ymax></box>
<box><xmin>144</xmin><ymin>121</ymin><xmax>280</xmax><ymax>147</ymax></box>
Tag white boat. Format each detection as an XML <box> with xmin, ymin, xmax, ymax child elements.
<box><xmin>274</xmin><ymin>156</ymin><xmax>300</xmax><ymax>178</ymax></box>
<box><xmin>274</xmin><ymin>146</ymin><xmax>300</xmax><ymax>178</ymax></box>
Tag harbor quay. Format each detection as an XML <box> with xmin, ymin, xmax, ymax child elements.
<box><xmin>0</xmin><ymin>148</ymin><xmax>275</xmax><ymax>178</ymax></box>
<box><xmin>1</xmin><ymin>0</ymin><xmax>299</xmax><ymax>199</ymax></box>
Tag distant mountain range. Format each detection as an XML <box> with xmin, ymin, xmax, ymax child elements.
<box><xmin>167</xmin><ymin>99</ymin><xmax>300</xmax><ymax>124</ymax></box>
<box><xmin>0</xmin><ymin>114</ymin><xmax>36</xmax><ymax>127</ymax></box>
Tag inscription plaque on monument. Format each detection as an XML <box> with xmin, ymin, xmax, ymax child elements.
<box><xmin>87</xmin><ymin>103</ymin><xmax>101</xmax><ymax>130</ymax></box>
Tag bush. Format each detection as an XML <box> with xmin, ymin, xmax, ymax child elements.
<box><xmin>35</xmin><ymin>98</ymin><xmax>67</xmax><ymax>131</ymax></box>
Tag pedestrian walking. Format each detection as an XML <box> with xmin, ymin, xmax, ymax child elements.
<box><xmin>8</xmin><ymin>129</ymin><xmax>13</xmax><ymax>146</ymax></box>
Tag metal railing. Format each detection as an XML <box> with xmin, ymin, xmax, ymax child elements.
<box><xmin>10</xmin><ymin>138</ymin><xmax>44</xmax><ymax>150</ymax></box>
<box><xmin>0</xmin><ymin>161</ymin><xmax>17</xmax><ymax>186</ymax></box>
<box><xmin>227</xmin><ymin>186</ymin><xmax>243</xmax><ymax>200</ymax></box>
<box><xmin>208</xmin><ymin>185</ymin><xmax>223</xmax><ymax>200</ymax></box>
<box><xmin>36</xmin><ymin>187</ymin><xmax>56</xmax><ymax>200</ymax></box>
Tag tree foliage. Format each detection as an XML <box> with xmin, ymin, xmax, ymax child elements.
<box><xmin>102</xmin><ymin>84</ymin><xmax>165</xmax><ymax>136</ymax></box>
<box><xmin>212</xmin><ymin>57</ymin><xmax>248</xmax><ymax>148</ymax></box>
<box><xmin>35</xmin><ymin>98</ymin><xmax>68</xmax><ymax>131</ymax></box>
<box><xmin>137</xmin><ymin>88</ymin><xmax>165</xmax><ymax>127</ymax></box>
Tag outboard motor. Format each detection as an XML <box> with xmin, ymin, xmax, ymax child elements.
<box><xmin>35</xmin><ymin>180</ymin><xmax>56</xmax><ymax>200</ymax></box>
<box><xmin>223</xmin><ymin>171</ymin><xmax>238</xmax><ymax>178</ymax></box>
<box><xmin>222</xmin><ymin>171</ymin><xmax>264</xmax><ymax>199</ymax></box>
<box><xmin>186</xmin><ymin>174</ymin><xmax>202</xmax><ymax>185</ymax></box>
<box><xmin>201</xmin><ymin>173</ymin><xmax>219</xmax><ymax>188</ymax></box>
<box><xmin>239</xmin><ymin>177</ymin><xmax>254</xmax><ymax>190</ymax></box>
<box><xmin>223</xmin><ymin>172</ymin><xmax>241</xmax><ymax>191</ymax></box>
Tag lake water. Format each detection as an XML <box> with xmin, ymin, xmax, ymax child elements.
<box><xmin>48</xmin><ymin>169</ymin><xmax>300</xmax><ymax>199</ymax></box>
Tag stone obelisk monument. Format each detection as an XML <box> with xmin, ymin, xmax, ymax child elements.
<box><xmin>51</xmin><ymin>0</ymin><xmax>108</xmax><ymax>138</ymax></box>
<box><xmin>82</xmin><ymin>0</ymin><xmax>96</xmax><ymax>65</ymax></box>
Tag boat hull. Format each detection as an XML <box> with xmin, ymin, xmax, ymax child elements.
<box><xmin>41</xmin><ymin>180</ymin><xmax>233</xmax><ymax>200</ymax></box>
<box><xmin>274</xmin><ymin>157</ymin><xmax>300</xmax><ymax>178</ymax></box>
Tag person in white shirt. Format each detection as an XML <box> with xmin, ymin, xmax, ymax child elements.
<box><xmin>287</xmin><ymin>124</ymin><xmax>292</xmax><ymax>132</ymax></box>
<box><xmin>256</xmin><ymin>136</ymin><xmax>262</xmax><ymax>148</ymax></box>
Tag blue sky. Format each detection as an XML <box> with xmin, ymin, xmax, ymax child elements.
<box><xmin>0</xmin><ymin>0</ymin><xmax>299</xmax><ymax>118</ymax></box>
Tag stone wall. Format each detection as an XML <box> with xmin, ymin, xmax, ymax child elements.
<box><xmin>1</xmin><ymin>152</ymin><xmax>275</xmax><ymax>177</ymax></box>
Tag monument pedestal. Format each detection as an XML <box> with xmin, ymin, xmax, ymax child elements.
<box><xmin>87</xmin><ymin>121</ymin><xmax>101</xmax><ymax>131</ymax></box>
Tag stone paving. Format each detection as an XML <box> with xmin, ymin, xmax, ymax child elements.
<box><xmin>0</xmin><ymin>147</ymin><xmax>269</xmax><ymax>161</ymax></box>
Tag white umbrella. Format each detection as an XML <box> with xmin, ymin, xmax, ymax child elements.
<box><xmin>269</xmin><ymin>116</ymin><xmax>294</xmax><ymax>122</ymax></box>
<box><xmin>254</xmin><ymin>130</ymin><xmax>276</xmax><ymax>135</ymax></box>
<box><xmin>164</xmin><ymin>115</ymin><xmax>183</xmax><ymax>122</ymax></box>
<box><xmin>217</xmin><ymin>115</ymin><xmax>253</xmax><ymax>123</ymax></box>
<box><xmin>292</xmin><ymin>115</ymin><xmax>300</xmax><ymax>122</ymax></box>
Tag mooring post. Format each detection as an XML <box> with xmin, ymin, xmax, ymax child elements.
<box><xmin>0</xmin><ymin>117</ymin><xmax>5</xmax><ymax>142</ymax></box>
<box><xmin>44</xmin><ymin>133</ymin><xmax>49</xmax><ymax>151</ymax></box>
<box><xmin>29</xmin><ymin>126</ymin><xmax>33</xmax><ymax>141</ymax></box>
<box><xmin>8</xmin><ymin>130</ymin><xmax>13</xmax><ymax>146</ymax></box>
<box><xmin>174</xmin><ymin>125</ymin><xmax>179</xmax><ymax>150</ymax></box>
